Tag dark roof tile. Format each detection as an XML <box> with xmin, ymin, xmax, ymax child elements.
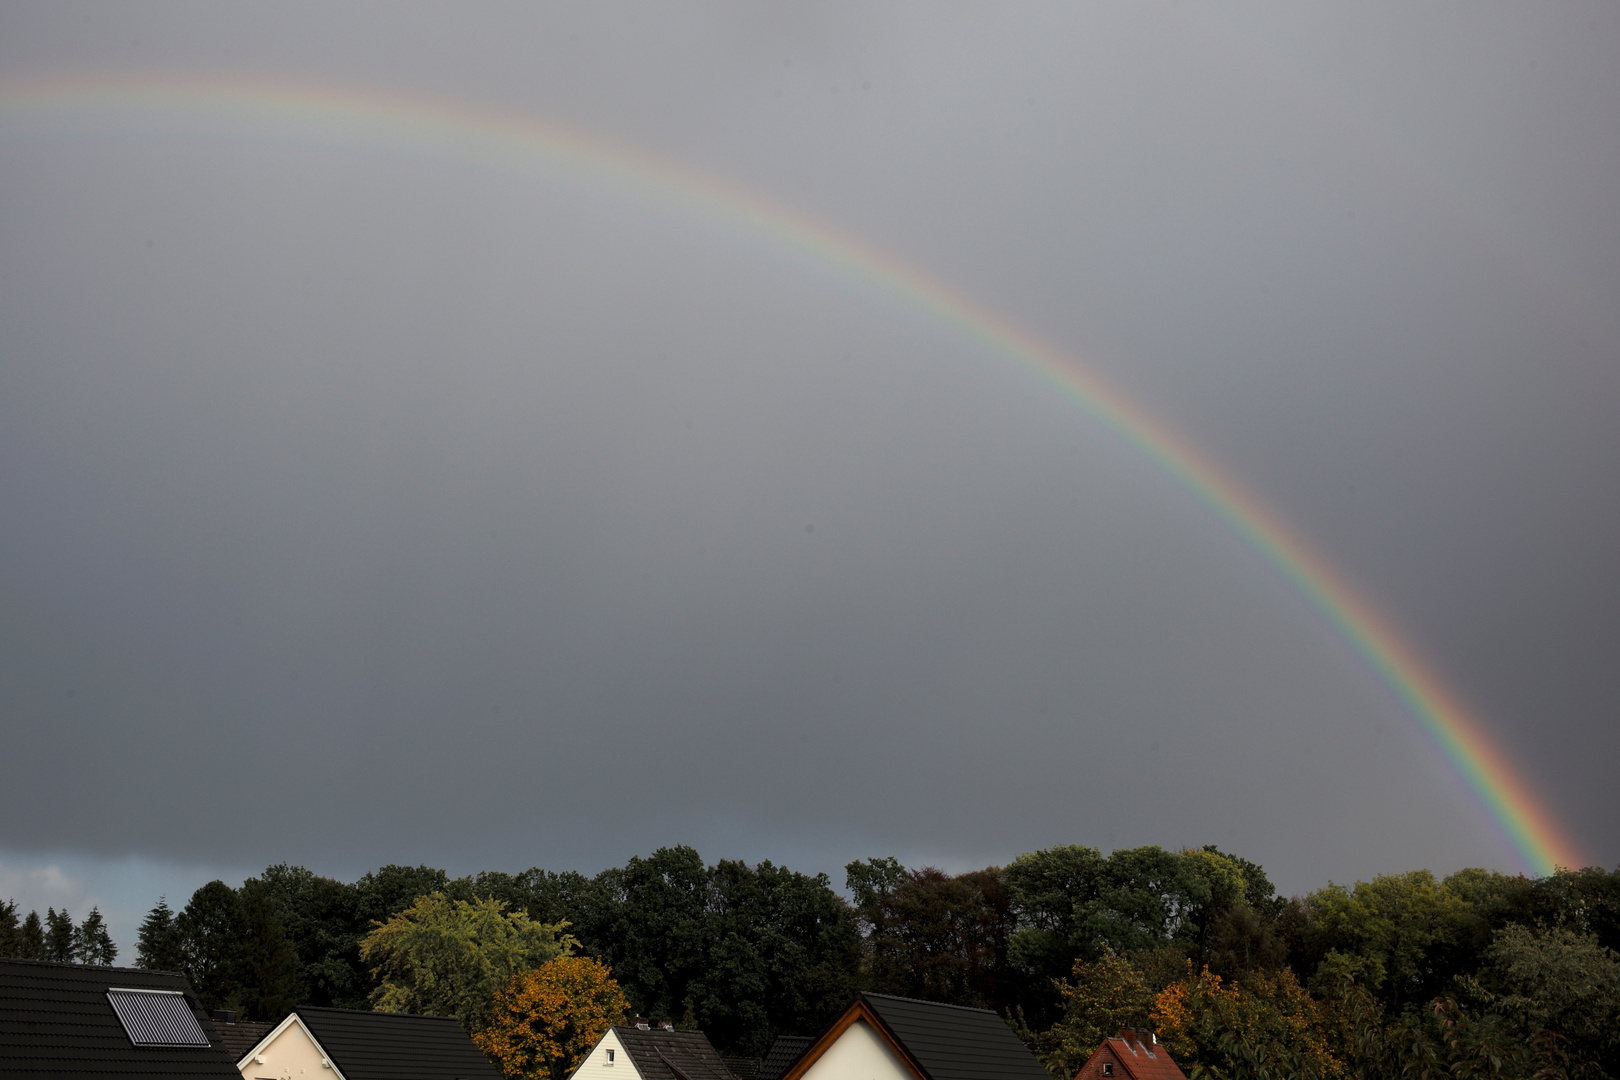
<box><xmin>858</xmin><ymin>994</ymin><xmax>1051</xmax><ymax>1080</ymax></box>
<box><xmin>294</xmin><ymin>1007</ymin><xmax>502</xmax><ymax>1080</ymax></box>
<box><xmin>611</xmin><ymin>1026</ymin><xmax>735</xmax><ymax>1080</ymax></box>
<box><xmin>0</xmin><ymin>958</ymin><xmax>242</xmax><ymax>1079</ymax></box>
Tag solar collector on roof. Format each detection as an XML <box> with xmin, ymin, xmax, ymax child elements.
<box><xmin>108</xmin><ymin>987</ymin><xmax>213</xmax><ymax>1046</ymax></box>
<box><xmin>0</xmin><ymin>957</ymin><xmax>242</xmax><ymax>1079</ymax></box>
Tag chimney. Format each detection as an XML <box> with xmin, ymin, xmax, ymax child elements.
<box><xmin>634</xmin><ymin>1017</ymin><xmax>650</xmax><ymax>1030</ymax></box>
<box><xmin>659</xmin><ymin>1018</ymin><xmax>674</xmax><ymax>1031</ymax></box>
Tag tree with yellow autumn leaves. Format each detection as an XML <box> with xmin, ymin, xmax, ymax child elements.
<box><xmin>474</xmin><ymin>955</ymin><xmax>631</xmax><ymax>1080</ymax></box>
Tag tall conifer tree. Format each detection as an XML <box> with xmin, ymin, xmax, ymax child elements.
<box><xmin>137</xmin><ymin>896</ymin><xmax>185</xmax><ymax>970</ymax></box>
<box><xmin>20</xmin><ymin>911</ymin><xmax>45</xmax><ymax>959</ymax></box>
<box><xmin>0</xmin><ymin>899</ymin><xmax>20</xmax><ymax>957</ymax></box>
<box><xmin>73</xmin><ymin>906</ymin><xmax>118</xmax><ymax>965</ymax></box>
<box><xmin>44</xmin><ymin>908</ymin><xmax>75</xmax><ymax>962</ymax></box>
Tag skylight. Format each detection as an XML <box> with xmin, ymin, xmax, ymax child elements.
<box><xmin>107</xmin><ymin>988</ymin><xmax>211</xmax><ymax>1047</ymax></box>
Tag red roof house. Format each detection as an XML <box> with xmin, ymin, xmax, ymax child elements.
<box><xmin>1073</xmin><ymin>1028</ymin><xmax>1187</xmax><ymax>1080</ymax></box>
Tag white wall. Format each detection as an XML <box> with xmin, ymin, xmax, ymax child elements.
<box><xmin>238</xmin><ymin>1017</ymin><xmax>334</xmax><ymax>1080</ymax></box>
<box><xmin>572</xmin><ymin>1028</ymin><xmax>636</xmax><ymax>1080</ymax></box>
<box><xmin>800</xmin><ymin>1020</ymin><xmax>916</xmax><ymax>1080</ymax></box>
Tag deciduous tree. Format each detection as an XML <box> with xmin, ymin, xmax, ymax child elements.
<box><xmin>474</xmin><ymin>956</ymin><xmax>629</xmax><ymax>1080</ymax></box>
<box><xmin>361</xmin><ymin>892</ymin><xmax>575</xmax><ymax>1030</ymax></box>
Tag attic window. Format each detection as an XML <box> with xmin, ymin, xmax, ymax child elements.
<box><xmin>607</xmin><ymin>1049</ymin><xmax>616</xmax><ymax>1064</ymax></box>
<box><xmin>1102</xmin><ymin>1065</ymin><xmax>1114</xmax><ymax>1077</ymax></box>
<box><xmin>107</xmin><ymin>988</ymin><xmax>210</xmax><ymax>1047</ymax></box>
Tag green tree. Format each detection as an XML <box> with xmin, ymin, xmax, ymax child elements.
<box><xmin>72</xmin><ymin>906</ymin><xmax>117</xmax><ymax>965</ymax></box>
<box><xmin>234</xmin><ymin>879</ymin><xmax>304</xmax><ymax>1020</ymax></box>
<box><xmin>360</xmin><ymin>892</ymin><xmax>575</xmax><ymax>1030</ymax></box>
<box><xmin>1043</xmin><ymin>949</ymin><xmax>1154</xmax><ymax>1078</ymax></box>
<box><xmin>136</xmin><ymin>897</ymin><xmax>185</xmax><ymax>970</ymax></box>
<box><xmin>19</xmin><ymin>910</ymin><xmax>45</xmax><ymax>959</ymax></box>
<box><xmin>686</xmin><ymin>859</ymin><xmax>860</xmax><ymax>1055</ymax></box>
<box><xmin>45</xmin><ymin>908</ymin><xmax>74</xmax><ymax>962</ymax></box>
<box><xmin>1466</xmin><ymin>923</ymin><xmax>1620</xmax><ymax>1072</ymax></box>
<box><xmin>1303</xmin><ymin>870</ymin><xmax>1472</xmax><ymax>1007</ymax></box>
<box><xmin>1004</xmin><ymin>844</ymin><xmax>1105</xmax><ymax>1027</ymax></box>
<box><xmin>0</xmin><ymin>899</ymin><xmax>19</xmax><ymax>957</ymax></box>
<box><xmin>850</xmin><ymin>862</ymin><xmax>1015</xmax><ymax>1010</ymax></box>
<box><xmin>581</xmin><ymin>847</ymin><xmax>713</xmax><ymax>1028</ymax></box>
<box><xmin>254</xmin><ymin>864</ymin><xmax>369</xmax><ymax>1008</ymax></box>
<box><xmin>178</xmin><ymin>881</ymin><xmax>247</xmax><ymax>1011</ymax></box>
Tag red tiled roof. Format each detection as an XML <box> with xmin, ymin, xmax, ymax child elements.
<box><xmin>1074</xmin><ymin>1029</ymin><xmax>1186</xmax><ymax>1080</ymax></box>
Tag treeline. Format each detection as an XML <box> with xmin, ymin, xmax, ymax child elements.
<box><xmin>13</xmin><ymin>845</ymin><xmax>1618</xmax><ymax>1076</ymax></box>
<box><xmin>0</xmin><ymin>900</ymin><xmax>117</xmax><ymax>965</ymax></box>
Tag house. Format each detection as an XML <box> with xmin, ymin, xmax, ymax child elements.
<box><xmin>1073</xmin><ymin>1028</ymin><xmax>1186</xmax><ymax>1080</ymax></box>
<box><xmin>778</xmin><ymin>993</ymin><xmax>1051</xmax><ymax>1080</ymax></box>
<box><xmin>571</xmin><ymin>1017</ymin><xmax>737</xmax><ymax>1080</ymax></box>
<box><xmin>0</xmin><ymin>956</ymin><xmax>243</xmax><ymax>1079</ymax></box>
<box><xmin>235</xmin><ymin>1006</ymin><xmax>501</xmax><ymax>1080</ymax></box>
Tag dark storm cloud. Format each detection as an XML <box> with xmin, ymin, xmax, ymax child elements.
<box><xmin>1</xmin><ymin>3</ymin><xmax>1616</xmax><ymax>939</ymax></box>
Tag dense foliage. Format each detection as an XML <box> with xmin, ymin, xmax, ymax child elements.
<box><xmin>8</xmin><ymin>845</ymin><xmax>1614</xmax><ymax>1076</ymax></box>
<box><xmin>0</xmin><ymin>901</ymin><xmax>116</xmax><ymax>965</ymax></box>
<box><xmin>473</xmin><ymin>955</ymin><xmax>631</xmax><ymax>1080</ymax></box>
<box><xmin>362</xmin><ymin>893</ymin><xmax>574</xmax><ymax>1029</ymax></box>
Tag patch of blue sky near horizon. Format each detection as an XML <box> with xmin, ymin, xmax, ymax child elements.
<box><xmin>0</xmin><ymin>850</ymin><xmax>258</xmax><ymax>963</ymax></box>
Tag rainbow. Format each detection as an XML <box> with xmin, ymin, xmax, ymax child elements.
<box><xmin>0</xmin><ymin>71</ymin><xmax>1583</xmax><ymax>875</ymax></box>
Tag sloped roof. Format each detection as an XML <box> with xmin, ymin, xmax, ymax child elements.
<box><xmin>782</xmin><ymin>994</ymin><xmax>1048</xmax><ymax>1080</ymax></box>
<box><xmin>757</xmin><ymin>1035</ymin><xmax>814</xmax><ymax>1080</ymax></box>
<box><xmin>611</xmin><ymin>1025</ymin><xmax>736</xmax><ymax>1080</ymax></box>
<box><xmin>1076</xmin><ymin>1030</ymin><xmax>1186</xmax><ymax>1080</ymax></box>
<box><xmin>213</xmin><ymin>1017</ymin><xmax>275</xmax><ymax>1063</ymax></box>
<box><xmin>858</xmin><ymin>994</ymin><xmax>1051</xmax><ymax>1080</ymax></box>
<box><xmin>294</xmin><ymin>1006</ymin><xmax>502</xmax><ymax>1080</ymax></box>
<box><xmin>0</xmin><ymin>958</ymin><xmax>241</xmax><ymax>1079</ymax></box>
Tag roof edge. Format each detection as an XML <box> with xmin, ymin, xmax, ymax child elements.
<box><xmin>236</xmin><ymin>1011</ymin><xmax>349</xmax><ymax>1080</ymax></box>
<box><xmin>778</xmin><ymin>998</ymin><xmax>931</xmax><ymax>1080</ymax></box>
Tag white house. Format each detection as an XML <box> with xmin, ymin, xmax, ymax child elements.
<box><xmin>777</xmin><ymin>994</ymin><xmax>1051</xmax><ymax>1080</ymax></box>
<box><xmin>236</xmin><ymin>1006</ymin><xmax>498</xmax><ymax>1080</ymax></box>
<box><xmin>572</xmin><ymin>1018</ymin><xmax>735</xmax><ymax>1080</ymax></box>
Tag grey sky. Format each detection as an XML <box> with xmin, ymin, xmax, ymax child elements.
<box><xmin>2</xmin><ymin>2</ymin><xmax>1617</xmax><ymax>954</ymax></box>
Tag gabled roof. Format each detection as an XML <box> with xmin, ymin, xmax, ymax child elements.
<box><xmin>1076</xmin><ymin>1029</ymin><xmax>1186</xmax><ymax>1080</ymax></box>
<box><xmin>0</xmin><ymin>957</ymin><xmax>242</xmax><ymax>1079</ymax></box>
<box><xmin>756</xmin><ymin>1035</ymin><xmax>814</xmax><ymax>1080</ymax></box>
<box><xmin>284</xmin><ymin>1007</ymin><xmax>502</xmax><ymax>1080</ymax></box>
<box><xmin>782</xmin><ymin>994</ymin><xmax>1050</xmax><ymax>1080</ymax></box>
<box><xmin>610</xmin><ymin>1025</ymin><xmax>736</xmax><ymax>1080</ymax></box>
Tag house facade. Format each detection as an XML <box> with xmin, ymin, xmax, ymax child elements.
<box><xmin>572</xmin><ymin>1019</ymin><xmax>736</xmax><ymax>1080</ymax></box>
<box><xmin>236</xmin><ymin>1006</ymin><xmax>500</xmax><ymax>1080</ymax></box>
<box><xmin>780</xmin><ymin>993</ymin><xmax>1051</xmax><ymax>1080</ymax></box>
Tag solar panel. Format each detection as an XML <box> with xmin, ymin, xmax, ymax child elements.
<box><xmin>107</xmin><ymin>988</ymin><xmax>212</xmax><ymax>1047</ymax></box>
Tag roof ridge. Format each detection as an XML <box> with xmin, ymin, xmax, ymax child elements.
<box><xmin>300</xmin><ymin>1004</ymin><xmax>461</xmax><ymax>1021</ymax></box>
<box><xmin>859</xmin><ymin>991</ymin><xmax>1001</xmax><ymax>1016</ymax></box>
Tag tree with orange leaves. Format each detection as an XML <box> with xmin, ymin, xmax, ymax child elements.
<box><xmin>473</xmin><ymin>955</ymin><xmax>630</xmax><ymax>1080</ymax></box>
<box><xmin>1151</xmin><ymin>963</ymin><xmax>1344</xmax><ymax>1079</ymax></box>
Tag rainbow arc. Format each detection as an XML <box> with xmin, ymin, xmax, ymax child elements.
<box><xmin>0</xmin><ymin>71</ymin><xmax>1583</xmax><ymax>875</ymax></box>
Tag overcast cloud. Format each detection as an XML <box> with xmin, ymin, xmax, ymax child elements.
<box><xmin>2</xmin><ymin>2</ymin><xmax>1617</xmax><ymax>953</ymax></box>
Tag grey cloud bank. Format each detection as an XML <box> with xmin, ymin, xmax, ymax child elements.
<box><xmin>1</xmin><ymin>3</ymin><xmax>1616</xmax><ymax>941</ymax></box>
